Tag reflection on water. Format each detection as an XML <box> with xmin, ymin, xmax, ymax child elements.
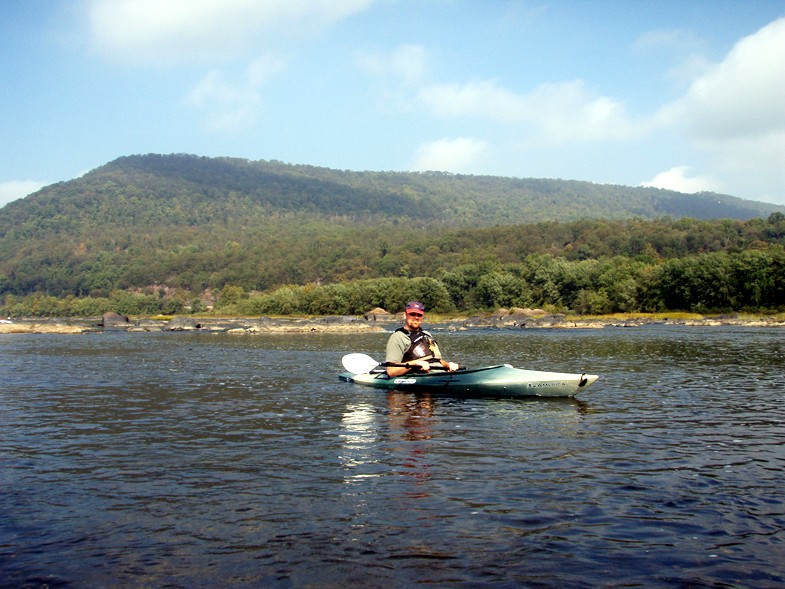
<box><xmin>1</xmin><ymin>326</ymin><xmax>785</xmax><ymax>588</ymax></box>
<box><xmin>385</xmin><ymin>393</ymin><xmax>435</xmax><ymax>498</ymax></box>
<box><xmin>341</xmin><ymin>394</ymin><xmax>435</xmax><ymax>502</ymax></box>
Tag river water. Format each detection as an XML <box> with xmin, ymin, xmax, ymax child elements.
<box><xmin>1</xmin><ymin>325</ymin><xmax>784</xmax><ymax>588</ymax></box>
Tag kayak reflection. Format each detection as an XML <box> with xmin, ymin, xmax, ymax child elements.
<box><xmin>386</xmin><ymin>392</ymin><xmax>434</xmax><ymax>498</ymax></box>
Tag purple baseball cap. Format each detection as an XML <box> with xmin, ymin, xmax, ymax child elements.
<box><xmin>405</xmin><ymin>301</ymin><xmax>425</xmax><ymax>314</ymax></box>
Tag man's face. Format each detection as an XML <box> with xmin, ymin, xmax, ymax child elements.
<box><xmin>404</xmin><ymin>310</ymin><xmax>424</xmax><ymax>330</ymax></box>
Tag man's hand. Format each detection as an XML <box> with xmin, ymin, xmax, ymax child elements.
<box><xmin>410</xmin><ymin>359</ymin><xmax>431</xmax><ymax>372</ymax></box>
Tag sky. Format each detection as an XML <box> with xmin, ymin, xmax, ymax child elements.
<box><xmin>1</xmin><ymin>0</ymin><xmax>785</xmax><ymax>209</ymax></box>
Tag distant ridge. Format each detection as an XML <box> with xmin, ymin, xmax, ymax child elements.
<box><xmin>102</xmin><ymin>154</ymin><xmax>780</xmax><ymax>222</ymax></box>
<box><xmin>3</xmin><ymin>153</ymin><xmax>779</xmax><ymax>227</ymax></box>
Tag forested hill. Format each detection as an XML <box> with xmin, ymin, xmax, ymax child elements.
<box><xmin>1</xmin><ymin>153</ymin><xmax>784</xmax><ymax>306</ymax></box>
<box><xmin>2</xmin><ymin>153</ymin><xmax>779</xmax><ymax>231</ymax></box>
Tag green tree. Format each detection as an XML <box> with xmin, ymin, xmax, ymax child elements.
<box><xmin>475</xmin><ymin>271</ymin><xmax>530</xmax><ymax>309</ymax></box>
<box><xmin>215</xmin><ymin>285</ymin><xmax>247</xmax><ymax>309</ymax></box>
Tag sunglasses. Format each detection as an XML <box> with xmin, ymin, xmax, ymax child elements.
<box><xmin>406</xmin><ymin>312</ymin><xmax>424</xmax><ymax>318</ymax></box>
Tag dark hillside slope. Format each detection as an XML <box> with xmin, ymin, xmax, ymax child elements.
<box><xmin>1</xmin><ymin>154</ymin><xmax>779</xmax><ymax>237</ymax></box>
<box><xmin>104</xmin><ymin>154</ymin><xmax>778</xmax><ymax>222</ymax></box>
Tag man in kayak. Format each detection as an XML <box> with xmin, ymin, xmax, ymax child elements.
<box><xmin>385</xmin><ymin>301</ymin><xmax>460</xmax><ymax>377</ymax></box>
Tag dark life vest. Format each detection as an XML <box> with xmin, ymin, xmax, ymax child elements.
<box><xmin>397</xmin><ymin>327</ymin><xmax>439</xmax><ymax>362</ymax></box>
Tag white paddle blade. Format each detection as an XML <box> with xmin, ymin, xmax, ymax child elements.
<box><xmin>342</xmin><ymin>353</ymin><xmax>380</xmax><ymax>374</ymax></box>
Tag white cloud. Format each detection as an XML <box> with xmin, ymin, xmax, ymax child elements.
<box><xmin>417</xmin><ymin>80</ymin><xmax>524</xmax><ymax>121</ymax></box>
<box><xmin>634</xmin><ymin>28</ymin><xmax>704</xmax><ymax>54</ymax></box>
<box><xmin>522</xmin><ymin>81</ymin><xmax>644</xmax><ymax>142</ymax></box>
<box><xmin>356</xmin><ymin>44</ymin><xmax>428</xmax><ymax>87</ymax></box>
<box><xmin>186</xmin><ymin>55</ymin><xmax>285</xmax><ymax>132</ymax></box>
<box><xmin>410</xmin><ymin>137</ymin><xmax>488</xmax><ymax>173</ymax></box>
<box><xmin>0</xmin><ymin>180</ymin><xmax>47</xmax><ymax>208</ymax></box>
<box><xmin>87</xmin><ymin>0</ymin><xmax>372</xmax><ymax>64</ymax></box>
<box><xmin>664</xmin><ymin>54</ymin><xmax>716</xmax><ymax>89</ymax></box>
<box><xmin>245</xmin><ymin>54</ymin><xmax>286</xmax><ymax>87</ymax></box>
<box><xmin>680</xmin><ymin>17</ymin><xmax>785</xmax><ymax>141</ymax></box>
<box><xmin>633</xmin><ymin>29</ymin><xmax>714</xmax><ymax>88</ymax></box>
<box><xmin>359</xmin><ymin>49</ymin><xmax>645</xmax><ymax>144</ymax></box>
<box><xmin>356</xmin><ymin>44</ymin><xmax>430</xmax><ymax>112</ymax></box>
<box><xmin>657</xmin><ymin>17</ymin><xmax>785</xmax><ymax>202</ymax></box>
<box><xmin>699</xmin><ymin>132</ymin><xmax>785</xmax><ymax>202</ymax></box>
<box><xmin>417</xmin><ymin>79</ymin><xmax>645</xmax><ymax>143</ymax></box>
<box><xmin>641</xmin><ymin>166</ymin><xmax>721</xmax><ymax>194</ymax></box>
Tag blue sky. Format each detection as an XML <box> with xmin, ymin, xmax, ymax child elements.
<box><xmin>2</xmin><ymin>0</ymin><xmax>784</xmax><ymax>208</ymax></box>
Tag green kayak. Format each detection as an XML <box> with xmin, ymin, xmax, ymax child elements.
<box><xmin>339</xmin><ymin>354</ymin><xmax>598</xmax><ymax>398</ymax></box>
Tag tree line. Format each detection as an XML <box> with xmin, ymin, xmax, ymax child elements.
<box><xmin>3</xmin><ymin>243</ymin><xmax>783</xmax><ymax>317</ymax></box>
<box><xmin>3</xmin><ymin>214</ymin><xmax>785</xmax><ymax>299</ymax></box>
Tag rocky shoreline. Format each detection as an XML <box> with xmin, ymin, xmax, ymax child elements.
<box><xmin>455</xmin><ymin>308</ymin><xmax>785</xmax><ymax>330</ymax></box>
<box><xmin>1</xmin><ymin>308</ymin><xmax>783</xmax><ymax>334</ymax></box>
<box><xmin>0</xmin><ymin>314</ymin><xmax>386</xmax><ymax>335</ymax></box>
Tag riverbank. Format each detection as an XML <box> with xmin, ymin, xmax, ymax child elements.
<box><xmin>0</xmin><ymin>315</ymin><xmax>386</xmax><ymax>335</ymax></box>
<box><xmin>1</xmin><ymin>309</ymin><xmax>783</xmax><ymax>334</ymax></box>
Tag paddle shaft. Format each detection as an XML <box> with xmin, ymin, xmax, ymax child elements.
<box><xmin>341</xmin><ymin>352</ymin><xmax>458</xmax><ymax>374</ymax></box>
<box><xmin>381</xmin><ymin>361</ymin><xmax>450</xmax><ymax>372</ymax></box>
